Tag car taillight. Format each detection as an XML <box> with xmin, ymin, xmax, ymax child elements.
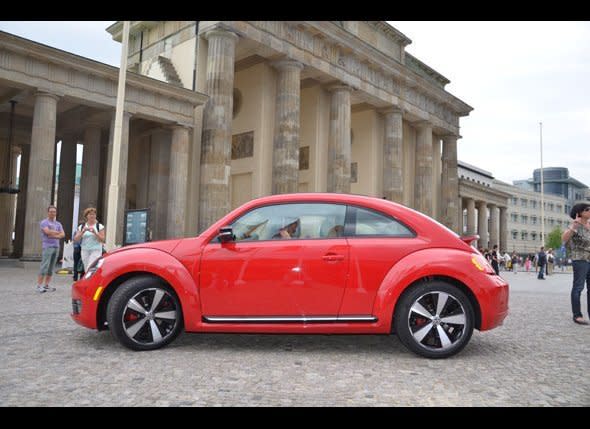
<box><xmin>471</xmin><ymin>254</ymin><xmax>496</xmax><ymax>275</ymax></box>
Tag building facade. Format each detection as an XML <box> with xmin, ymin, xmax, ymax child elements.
<box><xmin>494</xmin><ymin>180</ymin><xmax>571</xmax><ymax>254</ymax></box>
<box><xmin>0</xmin><ymin>30</ymin><xmax>207</xmax><ymax>259</ymax></box>
<box><xmin>457</xmin><ymin>161</ymin><xmax>510</xmax><ymax>251</ymax></box>
<box><xmin>108</xmin><ymin>20</ymin><xmax>473</xmax><ymax>234</ymax></box>
<box><xmin>1</xmin><ymin>21</ymin><xmax>473</xmax><ymax>260</ymax></box>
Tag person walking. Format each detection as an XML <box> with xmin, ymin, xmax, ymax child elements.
<box><xmin>537</xmin><ymin>246</ymin><xmax>547</xmax><ymax>280</ymax></box>
<box><xmin>491</xmin><ymin>244</ymin><xmax>500</xmax><ymax>275</ymax></box>
<box><xmin>511</xmin><ymin>251</ymin><xmax>519</xmax><ymax>274</ymax></box>
<box><xmin>37</xmin><ymin>205</ymin><xmax>65</xmax><ymax>293</ymax></box>
<box><xmin>73</xmin><ymin>207</ymin><xmax>105</xmax><ymax>274</ymax></box>
<box><xmin>561</xmin><ymin>202</ymin><xmax>590</xmax><ymax>325</ymax></box>
<box><xmin>546</xmin><ymin>248</ymin><xmax>555</xmax><ymax>275</ymax></box>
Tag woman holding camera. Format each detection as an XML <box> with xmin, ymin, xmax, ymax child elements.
<box><xmin>73</xmin><ymin>207</ymin><xmax>105</xmax><ymax>274</ymax></box>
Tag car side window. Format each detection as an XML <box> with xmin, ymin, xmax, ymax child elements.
<box><xmin>348</xmin><ymin>206</ymin><xmax>414</xmax><ymax>238</ymax></box>
<box><xmin>230</xmin><ymin>203</ymin><xmax>346</xmax><ymax>242</ymax></box>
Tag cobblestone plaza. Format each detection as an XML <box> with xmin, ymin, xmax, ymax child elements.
<box><xmin>0</xmin><ymin>264</ymin><xmax>588</xmax><ymax>406</ymax></box>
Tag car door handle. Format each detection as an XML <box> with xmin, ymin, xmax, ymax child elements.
<box><xmin>322</xmin><ymin>253</ymin><xmax>345</xmax><ymax>262</ymax></box>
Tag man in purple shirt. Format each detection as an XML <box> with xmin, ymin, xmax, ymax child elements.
<box><xmin>38</xmin><ymin>205</ymin><xmax>65</xmax><ymax>293</ymax></box>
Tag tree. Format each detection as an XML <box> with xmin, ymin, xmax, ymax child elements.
<box><xmin>546</xmin><ymin>227</ymin><xmax>563</xmax><ymax>250</ymax></box>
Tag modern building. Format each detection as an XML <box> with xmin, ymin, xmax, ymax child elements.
<box><xmin>1</xmin><ymin>21</ymin><xmax>473</xmax><ymax>260</ymax></box>
<box><xmin>514</xmin><ymin>167</ymin><xmax>589</xmax><ymax>215</ymax></box>
<box><xmin>494</xmin><ymin>179</ymin><xmax>571</xmax><ymax>254</ymax></box>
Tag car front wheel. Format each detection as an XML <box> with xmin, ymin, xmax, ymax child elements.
<box><xmin>107</xmin><ymin>276</ymin><xmax>183</xmax><ymax>351</ymax></box>
<box><xmin>394</xmin><ymin>281</ymin><xmax>474</xmax><ymax>359</ymax></box>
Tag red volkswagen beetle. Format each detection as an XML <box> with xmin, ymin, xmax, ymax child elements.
<box><xmin>71</xmin><ymin>193</ymin><xmax>508</xmax><ymax>358</ymax></box>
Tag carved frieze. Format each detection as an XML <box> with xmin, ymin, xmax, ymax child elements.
<box><xmin>245</xmin><ymin>21</ymin><xmax>461</xmax><ymax>128</ymax></box>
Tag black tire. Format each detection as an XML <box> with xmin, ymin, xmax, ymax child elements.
<box><xmin>106</xmin><ymin>276</ymin><xmax>183</xmax><ymax>351</ymax></box>
<box><xmin>394</xmin><ymin>281</ymin><xmax>474</xmax><ymax>359</ymax></box>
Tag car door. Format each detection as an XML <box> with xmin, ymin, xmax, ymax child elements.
<box><xmin>338</xmin><ymin>205</ymin><xmax>424</xmax><ymax>316</ymax></box>
<box><xmin>199</xmin><ymin>203</ymin><xmax>349</xmax><ymax>317</ymax></box>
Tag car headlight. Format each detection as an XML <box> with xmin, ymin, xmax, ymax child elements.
<box><xmin>84</xmin><ymin>257</ymin><xmax>105</xmax><ymax>280</ymax></box>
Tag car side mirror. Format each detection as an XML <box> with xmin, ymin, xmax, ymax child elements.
<box><xmin>218</xmin><ymin>226</ymin><xmax>235</xmax><ymax>243</ymax></box>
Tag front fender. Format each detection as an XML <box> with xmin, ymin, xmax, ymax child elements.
<box><xmin>98</xmin><ymin>248</ymin><xmax>202</xmax><ymax>331</ymax></box>
<box><xmin>372</xmin><ymin>248</ymin><xmax>484</xmax><ymax>331</ymax></box>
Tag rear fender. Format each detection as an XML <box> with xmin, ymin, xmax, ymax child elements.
<box><xmin>372</xmin><ymin>248</ymin><xmax>482</xmax><ymax>331</ymax></box>
<box><xmin>98</xmin><ymin>248</ymin><xmax>202</xmax><ymax>331</ymax></box>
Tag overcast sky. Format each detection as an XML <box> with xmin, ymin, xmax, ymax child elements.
<box><xmin>1</xmin><ymin>21</ymin><xmax>589</xmax><ymax>187</ymax></box>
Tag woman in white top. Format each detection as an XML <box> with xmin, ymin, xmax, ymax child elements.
<box><xmin>73</xmin><ymin>207</ymin><xmax>105</xmax><ymax>273</ymax></box>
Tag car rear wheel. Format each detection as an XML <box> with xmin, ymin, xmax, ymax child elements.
<box><xmin>107</xmin><ymin>276</ymin><xmax>183</xmax><ymax>351</ymax></box>
<box><xmin>394</xmin><ymin>281</ymin><xmax>474</xmax><ymax>359</ymax></box>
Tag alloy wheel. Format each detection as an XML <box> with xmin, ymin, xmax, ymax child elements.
<box><xmin>121</xmin><ymin>288</ymin><xmax>179</xmax><ymax>346</ymax></box>
<box><xmin>407</xmin><ymin>291</ymin><xmax>467</xmax><ymax>352</ymax></box>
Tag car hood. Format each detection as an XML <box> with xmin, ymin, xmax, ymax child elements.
<box><xmin>107</xmin><ymin>239</ymin><xmax>183</xmax><ymax>256</ymax></box>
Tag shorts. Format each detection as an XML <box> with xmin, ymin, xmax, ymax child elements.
<box><xmin>39</xmin><ymin>247</ymin><xmax>59</xmax><ymax>276</ymax></box>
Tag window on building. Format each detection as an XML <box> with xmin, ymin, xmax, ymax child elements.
<box><xmin>531</xmin><ymin>200</ymin><xmax>537</xmax><ymax>209</ymax></box>
<box><xmin>511</xmin><ymin>213</ymin><xmax>518</xmax><ymax>222</ymax></box>
<box><xmin>511</xmin><ymin>197</ymin><xmax>518</xmax><ymax>205</ymax></box>
<box><xmin>531</xmin><ymin>232</ymin><xmax>537</xmax><ymax>241</ymax></box>
<box><xmin>520</xmin><ymin>215</ymin><xmax>528</xmax><ymax>224</ymax></box>
<box><xmin>548</xmin><ymin>203</ymin><xmax>554</xmax><ymax>211</ymax></box>
<box><xmin>521</xmin><ymin>231</ymin><xmax>528</xmax><ymax>240</ymax></box>
<box><xmin>531</xmin><ymin>216</ymin><xmax>537</xmax><ymax>225</ymax></box>
<box><xmin>520</xmin><ymin>198</ymin><xmax>528</xmax><ymax>207</ymax></box>
<box><xmin>512</xmin><ymin>230</ymin><xmax>518</xmax><ymax>240</ymax></box>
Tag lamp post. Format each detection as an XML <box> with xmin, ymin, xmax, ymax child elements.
<box><xmin>539</xmin><ymin>122</ymin><xmax>544</xmax><ymax>248</ymax></box>
<box><xmin>105</xmin><ymin>20</ymin><xmax>130</xmax><ymax>251</ymax></box>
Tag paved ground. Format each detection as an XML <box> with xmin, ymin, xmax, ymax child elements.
<box><xmin>0</xmin><ymin>264</ymin><xmax>588</xmax><ymax>406</ymax></box>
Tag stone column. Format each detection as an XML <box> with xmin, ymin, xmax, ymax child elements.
<box><xmin>1</xmin><ymin>147</ymin><xmax>21</xmax><ymax>255</ymax></box>
<box><xmin>198</xmin><ymin>29</ymin><xmax>238</xmax><ymax>231</ymax></box>
<box><xmin>271</xmin><ymin>60</ymin><xmax>303</xmax><ymax>194</ymax></box>
<box><xmin>477</xmin><ymin>201</ymin><xmax>489</xmax><ymax>249</ymax></box>
<box><xmin>441</xmin><ymin>134</ymin><xmax>459</xmax><ymax>232</ymax></box>
<box><xmin>97</xmin><ymin>130</ymin><xmax>109</xmax><ymax>219</ymax></box>
<box><xmin>79</xmin><ymin>124</ymin><xmax>102</xmax><ymax>213</ymax></box>
<box><xmin>459</xmin><ymin>201</ymin><xmax>465</xmax><ymax>235</ymax></box>
<box><xmin>149</xmin><ymin>129</ymin><xmax>171</xmax><ymax>241</ymax></box>
<box><xmin>499</xmin><ymin>206</ymin><xmax>508</xmax><ymax>252</ymax></box>
<box><xmin>22</xmin><ymin>92</ymin><xmax>59</xmax><ymax>260</ymax></box>
<box><xmin>327</xmin><ymin>84</ymin><xmax>352</xmax><ymax>193</ymax></box>
<box><xmin>0</xmin><ymin>151</ymin><xmax>11</xmax><ymax>255</ymax></box>
<box><xmin>489</xmin><ymin>204</ymin><xmax>499</xmax><ymax>248</ymax></box>
<box><xmin>56</xmin><ymin>134</ymin><xmax>77</xmax><ymax>241</ymax></box>
<box><xmin>466</xmin><ymin>198</ymin><xmax>476</xmax><ymax>235</ymax></box>
<box><xmin>382</xmin><ymin>108</ymin><xmax>403</xmax><ymax>203</ymax></box>
<box><xmin>168</xmin><ymin>126</ymin><xmax>190</xmax><ymax>238</ymax></box>
<box><xmin>13</xmin><ymin>144</ymin><xmax>29</xmax><ymax>258</ymax></box>
<box><xmin>414</xmin><ymin>121</ymin><xmax>433</xmax><ymax>216</ymax></box>
<box><xmin>102</xmin><ymin>115</ymin><xmax>115</xmax><ymax>223</ymax></box>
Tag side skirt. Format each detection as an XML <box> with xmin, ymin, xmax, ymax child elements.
<box><xmin>202</xmin><ymin>315</ymin><xmax>377</xmax><ymax>324</ymax></box>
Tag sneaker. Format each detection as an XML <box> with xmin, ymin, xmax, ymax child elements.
<box><xmin>36</xmin><ymin>286</ymin><xmax>46</xmax><ymax>293</ymax></box>
<box><xmin>43</xmin><ymin>285</ymin><xmax>56</xmax><ymax>292</ymax></box>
